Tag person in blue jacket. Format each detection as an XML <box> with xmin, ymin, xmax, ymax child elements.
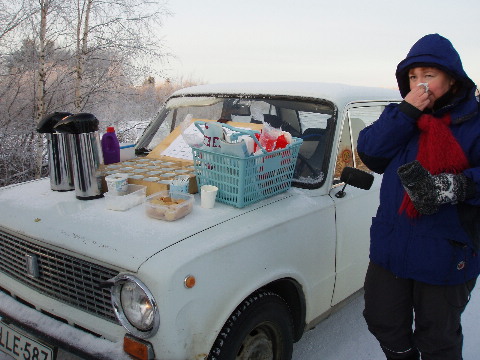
<box><xmin>357</xmin><ymin>34</ymin><xmax>480</xmax><ymax>360</ymax></box>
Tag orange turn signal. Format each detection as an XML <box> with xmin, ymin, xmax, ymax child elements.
<box><xmin>124</xmin><ymin>334</ymin><xmax>154</xmax><ymax>360</ymax></box>
<box><xmin>184</xmin><ymin>275</ymin><xmax>196</xmax><ymax>288</ymax></box>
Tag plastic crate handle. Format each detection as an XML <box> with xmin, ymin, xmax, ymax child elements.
<box><xmin>194</xmin><ymin>121</ymin><xmax>268</xmax><ymax>154</ymax></box>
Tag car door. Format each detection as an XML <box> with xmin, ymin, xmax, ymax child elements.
<box><xmin>329</xmin><ymin>103</ymin><xmax>392</xmax><ymax>305</ymax></box>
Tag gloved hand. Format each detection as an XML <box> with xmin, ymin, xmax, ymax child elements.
<box><xmin>397</xmin><ymin>160</ymin><xmax>470</xmax><ymax>215</ymax></box>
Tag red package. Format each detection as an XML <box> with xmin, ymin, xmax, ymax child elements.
<box><xmin>275</xmin><ymin>134</ymin><xmax>288</xmax><ymax>149</ymax></box>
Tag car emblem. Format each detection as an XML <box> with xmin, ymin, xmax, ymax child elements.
<box><xmin>25</xmin><ymin>254</ymin><xmax>40</xmax><ymax>278</ymax></box>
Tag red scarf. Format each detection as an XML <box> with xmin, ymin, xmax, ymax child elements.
<box><xmin>399</xmin><ymin>113</ymin><xmax>469</xmax><ymax>217</ymax></box>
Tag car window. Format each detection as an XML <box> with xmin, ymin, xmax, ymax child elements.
<box><xmin>334</xmin><ymin>105</ymin><xmax>386</xmax><ymax>180</ymax></box>
<box><xmin>299</xmin><ymin>112</ymin><xmax>329</xmax><ymax>130</ymax></box>
<box><xmin>138</xmin><ymin>96</ymin><xmax>336</xmax><ymax>189</ymax></box>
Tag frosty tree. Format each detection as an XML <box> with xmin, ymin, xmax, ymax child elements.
<box><xmin>0</xmin><ymin>0</ymin><xmax>186</xmax><ymax>187</ymax></box>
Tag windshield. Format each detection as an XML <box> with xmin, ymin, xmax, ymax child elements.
<box><xmin>136</xmin><ymin>95</ymin><xmax>336</xmax><ymax>188</ymax></box>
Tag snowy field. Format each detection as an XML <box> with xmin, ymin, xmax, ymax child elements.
<box><xmin>1</xmin><ymin>286</ymin><xmax>480</xmax><ymax>360</ymax></box>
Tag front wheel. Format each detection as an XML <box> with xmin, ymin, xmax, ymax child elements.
<box><xmin>208</xmin><ymin>290</ymin><xmax>294</xmax><ymax>360</ymax></box>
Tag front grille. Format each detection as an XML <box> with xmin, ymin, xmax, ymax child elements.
<box><xmin>0</xmin><ymin>228</ymin><xmax>119</xmax><ymax>323</ymax></box>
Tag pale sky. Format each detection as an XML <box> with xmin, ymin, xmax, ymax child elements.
<box><xmin>159</xmin><ymin>0</ymin><xmax>480</xmax><ymax>90</ymax></box>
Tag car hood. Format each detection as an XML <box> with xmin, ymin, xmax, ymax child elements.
<box><xmin>0</xmin><ymin>179</ymin><xmax>296</xmax><ymax>272</ymax></box>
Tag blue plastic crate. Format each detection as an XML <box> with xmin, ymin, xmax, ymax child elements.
<box><xmin>191</xmin><ymin>122</ymin><xmax>302</xmax><ymax>208</ymax></box>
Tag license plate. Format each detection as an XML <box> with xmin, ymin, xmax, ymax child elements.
<box><xmin>0</xmin><ymin>320</ymin><xmax>55</xmax><ymax>360</ymax></box>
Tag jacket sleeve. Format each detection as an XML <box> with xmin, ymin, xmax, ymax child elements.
<box><xmin>357</xmin><ymin>101</ymin><xmax>420</xmax><ymax>174</ymax></box>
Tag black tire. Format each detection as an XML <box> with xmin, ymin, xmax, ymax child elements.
<box><xmin>208</xmin><ymin>290</ymin><xmax>294</xmax><ymax>360</ymax></box>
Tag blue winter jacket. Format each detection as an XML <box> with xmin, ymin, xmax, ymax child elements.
<box><xmin>357</xmin><ymin>34</ymin><xmax>480</xmax><ymax>285</ymax></box>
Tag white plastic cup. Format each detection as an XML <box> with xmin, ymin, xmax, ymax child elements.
<box><xmin>201</xmin><ymin>185</ymin><xmax>218</xmax><ymax>209</ymax></box>
<box><xmin>105</xmin><ymin>173</ymin><xmax>129</xmax><ymax>194</ymax></box>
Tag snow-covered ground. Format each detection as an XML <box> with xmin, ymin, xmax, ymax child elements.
<box><xmin>1</xmin><ymin>285</ymin><xmax>479</xmax><ymax>360</ymax></box>
<box><xmin>292</xmin><ymin>285</ymin><xmax>480</xmax><ymax>360</ymax></box>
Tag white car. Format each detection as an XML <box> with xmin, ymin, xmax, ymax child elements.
<box><xmin>0</xmin><ymin>82</ymin><xmax>400</xmax><ymax>360</ymax></box>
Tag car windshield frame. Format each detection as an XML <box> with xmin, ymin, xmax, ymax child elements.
<box><xmin>136</xmin><ymin>93</ymin><xmax>338</xmax><ymax>189</ymax></box>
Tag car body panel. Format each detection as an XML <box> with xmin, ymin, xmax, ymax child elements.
<box><xmin>0</xmin><ymin>179</ymin><xmax>299</xmax><ymax>271</ymax></box>
<box><xmin>0</xmin><ymin>82</ymin><xmax>401</xmax><ymax>359</ymax></box>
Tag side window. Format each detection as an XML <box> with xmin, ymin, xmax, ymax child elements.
<box><xmin>334</xmin><ymin>114</ymin><xmax>354</xmax><ymax>179</ymax></box>
<box><xmin>334</xmin><ymin>105</ymin><xmax>386</xmax><ymax>180</ymax></box>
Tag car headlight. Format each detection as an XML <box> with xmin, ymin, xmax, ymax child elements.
<box><xmin>111</xmin><ymin>274</ymin><xmax>160</xmax><ymax>339</ymax></box>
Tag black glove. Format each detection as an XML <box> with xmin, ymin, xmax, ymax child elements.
<box><xmin>397</xmin><ymin>160</ymin><xmax>470</xmax><ymax>215</ymax></box>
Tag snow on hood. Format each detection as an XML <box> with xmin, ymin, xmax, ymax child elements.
<box><xmin>0</xmin><ymin>179</ymin><xmax>292</xmax><ymax>272</ymax></box>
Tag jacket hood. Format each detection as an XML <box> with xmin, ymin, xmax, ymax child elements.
<box><xmin>395</xmin><ymin>34</ymin><xmax>475</xmax><ymax>98</ymax></box>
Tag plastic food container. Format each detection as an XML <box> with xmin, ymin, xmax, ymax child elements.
<box><xmin>105</xmin><ymin>184</ymin><xmax>146</xmax><ymax>211</ymax></box>
<box><xmin>145</xmin><ymin>190</ymin><xmax>194</xmax><ymax>221</ymax></box>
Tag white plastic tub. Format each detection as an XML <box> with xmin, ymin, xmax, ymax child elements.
<box><xmin>105</xmin><ymin>184</ymin><xmax>146</xmax><ymax>211</ymax></box>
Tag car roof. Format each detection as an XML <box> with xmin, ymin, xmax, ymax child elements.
<box><xmin>171</xmin><ymin>82</ymin><xmax>402</xmax><ymax>110</ymax></box>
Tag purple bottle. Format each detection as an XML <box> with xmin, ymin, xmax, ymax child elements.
<box><xmin>101</xmin><ymin>126</ymin><xmax>120</xmax><ymax>164</ymax></box>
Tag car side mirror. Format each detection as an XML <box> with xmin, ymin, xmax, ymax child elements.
<box><xmin>335</xmin><ymin>167</ymin><xmax>374</xmax><ymax>198</ymax></box>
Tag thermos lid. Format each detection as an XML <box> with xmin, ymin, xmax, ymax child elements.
<box><xmin>54</xmin><ymin>113</ymin><xmax>99</xmax><ymax>134</ymax></box>
<box><xmin>106</xmin><ymin>126</ymin><xmax>115</xmax><ymax>133</ymax></box>
<box><xmin>36</xmin><ymin>112</ymin><xmax>72</xmax><ymax>133</ymax></box>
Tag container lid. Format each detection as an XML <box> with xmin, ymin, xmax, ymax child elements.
<box><xmin>36</xmin><ymin>112</ymin><xmax>73</xmax><ymax>133</ymax></box>
<box><xmin>53</xmin><ymin>113</ymin><xmax>99</xmax><ymax>134</ymax></box>
<box><xmin>106</xmin><ymin>126</ymin><xmax>115</xmax><ymax>133</ymax></box>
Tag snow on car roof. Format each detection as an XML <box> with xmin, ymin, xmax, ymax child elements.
<box><xmin>171</xmin><ymin>82</ymin><xmax>401</xmax><ymax>109</ymax></box>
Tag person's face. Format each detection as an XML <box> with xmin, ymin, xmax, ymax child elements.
<box><xmin>408</xmin><ymin>67</ymin><xmax>455</xmax><ymax>108</ymax></box>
